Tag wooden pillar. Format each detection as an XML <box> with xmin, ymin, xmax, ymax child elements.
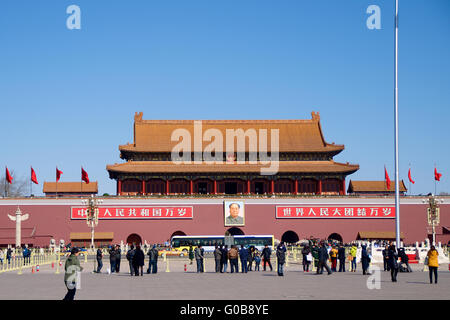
<box><xmin>190</xmin><ymin>180</ymin><xmax>194</xmax><ymax>195</ymax></box>
<box><xmin>166</xmin><ymin>180</ymin><xmax>170</xmax><ymax>195</ymax></box>
<box><xmin>340</xmin><ymin>179</ymin><xmax>346</xmax><ymax>195</ymax></box>
<box><xmin>117</xmin><ymin>180</ymin><xmax>122</xmax><ymax>196</ymax></box>
<box><xmin>247</xmin><ymin>180</ymin><xmax>251</xmax><ymax>194</ymax></box>
<box><xmin>142</xmin><ymin>180</ymin><xmax>145</xmax><ymax>195</ymax></box>
<box><xmin>295</xmin><ymin>179</ymin><xmax>298</xmax><ymax>195</ymax></box>
<box><xmin>318</xmin><ymin>180</ymin><xmax>322</xmax><ymax>195</ymax></box>
<box><xmin>214</xmin><ymin>180</ymin><xmax>217</xmax><ymax>195</ymax></box>
<box><xmin>271</xmin><ymin>180</ymin><xmax>275</xmax><ymax>194</ymax></box>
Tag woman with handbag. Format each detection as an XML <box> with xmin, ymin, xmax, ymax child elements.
<box><xmin>426</xmin><ymin>245</ymin><xmax>439</xmax><ymax>284</ymax></box>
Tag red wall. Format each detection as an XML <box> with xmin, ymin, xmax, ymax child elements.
<box><xmin>0</xmin><ymin>198</ymin><xmax>448</xmax><ymax>246</ymax></box>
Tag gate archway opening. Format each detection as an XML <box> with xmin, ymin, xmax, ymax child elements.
<box><xmin>327</xmin><ymin>233</ymin><xmax>343</xmax><ymax>243</ymax></box>
<box><xmin>225</xmin><ymin>227</ymin><xmax>245</xmax><ymax>236</ymax></box>
<box><xmin>126</xmin><ymin>233</ymin><xmax>142</xmax><ymax>246</ymax></box>
<box><xmin>281</xmin><ymin>230</ymin><xmax>299</xmax><ymax>244</ymax></box>
<box><xmin>170</xmin><ymin>230</ymin><xmax>187</xmax><ymax>239</ymax></box>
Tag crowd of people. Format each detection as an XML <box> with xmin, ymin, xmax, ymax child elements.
<box><xmin>190</xmin><ymin>242</ymin><xmax>289</xmax><ymax>276</ymax></box>
<box><xmin>92</xmin><ymin>244</ymin><xmax>161</xmax><ymax>276</ymax></box>
<box><xmin>60</xmin><ymin>240</ymin><xmax>443</xmax><ymax>300</ymax></box>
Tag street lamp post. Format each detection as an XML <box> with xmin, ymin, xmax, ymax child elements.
<box><xmin>423</xmin><ymin>195</ymin><xmax>444</xmax><ymax>246</ymax></box>
<box><xmin>82</xmin><ymin>195</ymin><xmax>102</xmax><ymax>272</ymax></box>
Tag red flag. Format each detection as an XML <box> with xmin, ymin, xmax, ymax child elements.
<box><xmin>434</xmin><ymin>167</ymin><xmax>442</xmax><ymax>181</ymax></box>
<box><xmin>408</xmin><ymin>168</ymin><xmax>415</xmax><ymax>184</ymax></box>
<box><xmin>56</xmin><ymin>167</ymin><xmax>63</xmax><ymax>182</ymax></box>
<box><xmin>31</xmin><ymin>167</ymin><xmax>38</xmax><ymax>184</ymax></box>
<box><xmin>5</xmin><ymin>167</ymin><xmax>13</xmax><ymax>184</ymax></box>
<box><xmin>384</xmin><ymin>166</ymin><xmax>391</xmax><ymax>190</ymax></box>
<box><xmin>81</xmin><ymin>167</ymin><xmax>90</xmax><ymax>184</ymax></box>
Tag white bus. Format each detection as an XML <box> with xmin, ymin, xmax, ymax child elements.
<box><xmin>171</xmin><ymin>235</ymin><xmax>274</xmax><ymax>253</ymax></box>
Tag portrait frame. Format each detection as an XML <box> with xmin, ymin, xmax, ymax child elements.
<box><xmin>224</xmin><ymin>200</ymin><xmax>245</xmax><ymax>226</ymax></box>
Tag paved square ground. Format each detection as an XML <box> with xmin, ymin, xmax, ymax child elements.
<box><xmin>0</xmin><ymin>257</ymin><xmax>448</xmax><ymax>300</ymax></box>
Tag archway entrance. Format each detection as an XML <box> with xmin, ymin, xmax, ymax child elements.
<box><xmin>281</xmin><ymin>230</ymin><xmax>299</xmax><ymax>244</ymax></box>
<box><xmin>225</xmin><ymin>227</ymin><xmax>245</xmax><ymax>236</ymax></box>
<box><xmin>170</xmin><ymin>230</ymin><xmax>187</xmax><ymax>239</ymax></box>
<box><xmin>126</xmin><ymin>233</ymin><xmax>142</xmax><ymax>246</ymax></box>
<box><xmin>328</xmin><ymin>233</ymin><xmax>343</xmax><ymax>243</ymax></box>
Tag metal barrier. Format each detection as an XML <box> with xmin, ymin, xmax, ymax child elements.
<box><xmin>0</xmin><ymin>253</ymin><xmax>58</xmax><ymax>275</ymax></box>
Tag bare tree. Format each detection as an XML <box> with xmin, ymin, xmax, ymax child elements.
<box><xmin>0</xmin><ymin>171</ymin><xmax>29</xmax><ymax>197</ymax></box>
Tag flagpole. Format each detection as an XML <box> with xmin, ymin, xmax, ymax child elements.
<box><xmin>56</xmin><ymin>167</ymin><xmax>58</xmax><ymax>199</ymax></box>
<box><xmin>435</xmin><ymin>163</ymin><xmax>437</xmax><ymax>195</ymax></box>
<box><xmin>408</xmin><ymin>164</ymin><xmax>411</xmax><ymax>196</ymax></box>
<box><xmin>394</xmin><ymin>0</ymin><xmax>401</xmax><ymax>249</ymax></box>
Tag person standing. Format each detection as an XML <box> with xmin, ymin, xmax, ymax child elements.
<box><xmin>350</xmin><ymin>244</ymin><xmax>357</xmax><ymax>272</ymax></box>
<box><xmin>388</xmin><ymin>243</ymin><xmax>399</xmax><ymax>282</ymax></box>
<box><xmin>247</xmin><ymin>246</ymin><xmax>254</xmax><ymax>271</ymax></box>
<box><xmin>301</xmin><ymin>245</ymin><xmax>311</xmax><ymax>272</ymax></box>
<box><xmin>382</xmin><ymin>245</ymin><xmax>390</xmax><ymax>271</ymax></box>
<box><xmin>220</xmin><ymin>245</ymin><xmax>228</xmax><ymax>273</ymax></box>
<box><xmin>114</xmin><ymin>245</ymin><xmax>121</xmax><ymax>273</ymax></box>
<box><xmin>214</xmin><ymin>245</ymin><xmax>222</xmax><ymax>273</ymax></box>
<box><xmin>239</xmin><ymin>245</ymin><xmax>249</xmax><ymax>273</ymax></box>
<box><xmin>261</xmin><ymin>244</ymin><xmax>273</xmax><ymax>272</ymax></box>
<box><xmin>194</xmin><ymin>245</ymin><xmax>204</xmax><ymax>273</ymax></box>
<box><xmin>317</xmin><ymin>242</ymin><xmax>332</xmax><ymax>275</ymax></box>
<box><xmin>96</xmin><ymin>248</ymin><xmax>103</xmax><ymax>273</ymax></box>
<box><xmin>126</xmin><ymin>245</ymin><xmax>136</xmax><ymax>276</ymax></box>
<box><xmin>330</xmin><ymin>246</ymin><xmax>338</xmax><ymax>272</ymax></box>
<box><xmin>254</xmin><ymin>249</ymin><xmax>261</xmax><ymax>271</ymax></box>
<box><xmin>228</xmin><ymin>245</ymin><xmax>239</xmax><ymax>273</ymax></box>
<box><xmin>361</xmin><ymin>245</ymin><xmax>371</xmax><ymax>275</ymax></box>
<box><xmin>276</xmin><ymin>242</ymin><xmax>287</xmax><ymax>276</ymax></box>
<box><xmin>337</xmin><ymin>245</ymin><xmax>346</xmax><ymax>272</ymax></box>
<box><xmin>63</xmin><ymin>247</ymin><xmax>83</xmax><ymax>301</ymax></box>
<box><xmin>132</xmin><ymin>245</ymin><xmax>145</xmax><ymax>276</ymax></box>
<box><xmin>427</xmin><ymin>245</ymin><xmax>439</xmax><ymax>284</ymax></box>
<box><xmin>6</xmin><ymin>247</ymin><xmax>12</xmax><ymax>265</ymax></box>
<box><xmin>108</xmin><ymin>246</ymin><xmax>116</xmax><ymax>274</ymax></box>
<box><xmin>0</xmin><ymin>249</ymin><xmax>4</xmax><ymax>265</ymax></box>
<box><xmin>148</xmin><ymin>245</ymin><xmax>159</xmax><ymax>274</ymax></box>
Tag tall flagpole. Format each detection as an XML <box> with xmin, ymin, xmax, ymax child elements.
<box><xmin>394</xmin><ymin>0</ymin><xmax>401</xmax><ymax>249</ymax></box>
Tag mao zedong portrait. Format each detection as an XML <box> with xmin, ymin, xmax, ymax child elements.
<box><xmin>225</xmin><ymin>202</ymin><xmax>244</xmax><ymax>226</ymax></box>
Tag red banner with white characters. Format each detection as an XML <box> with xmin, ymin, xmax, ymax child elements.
<box><xmin>276</xmin><ymin>206</ymin><xmax>395</xmax><ymax>219</ymax></box>
<box><xmin>71</xmin><ymin>206</ymin><xmax>193</xmax><ymax>220</ymax></box>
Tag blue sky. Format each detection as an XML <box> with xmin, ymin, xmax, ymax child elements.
<box><xmin>0</xmin><ymin>0</ymin><xmax>449</xmax><ymax>196</ymax></box>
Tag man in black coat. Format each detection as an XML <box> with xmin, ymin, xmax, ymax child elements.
<box><xmin>382</xmin><ymin>245</ymin><xmax>390</xmax><ymax>271</ymax></box>
<box><xmin>126</xmin><ymin>245</ymin><xmax>136</xmax><ymax>276</ymax></box>
<box><xmin>114</xmin><ymin>245</ymin><xmax>121</xmax><ymax>273</ymax></box>
<box><xmin>108</xmin><ymin>246</ymin><xmax>116</xmax><ymax>274</ymax></box>
<box><xmin>361</xmin><ymin>245</ymin><xmax>371</xmax><ymax>275</ymax></box>
<box><xmin>96</xmin><ymin>248</ymin><xmax>103</xmax><ymax>273</ymax></box>
<box><xmin>214</xmin><ymin>245</ymin><xmax>222</xmax><ymax>273</ymax></box>
<box><xmin>388</xmin><ymin>243</ymin><xmax>399</xmax><ymax>282</ymax></box>
<box><xmin>147</xmin><ymin>245</ymin><xmax>159</xmax><ymax>274</ymax></box>
<box><xmin>220</xmin><ymin>245</ymin><xmax>228</xmax><ymax>273</ymax></box>
<box><xmin>317</xmin><ymin>242</ymin><xmax>332</xmax><ymax>275</ymax></box>
<box><xmin>337</xmin><ymin>245</ymin><xmax>346</xmax><ymax>272</ymax></box>
<box><xmin>261</xmin><ymin>244</ymin><xmax>273</xmax><ymax>272</ymax></box>
<box><xmin>132</xmin><ymin>245</ymin><xmax>145</xmax><ymax>276</ymax></box>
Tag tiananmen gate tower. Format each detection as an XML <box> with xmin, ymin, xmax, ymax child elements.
<box><xmin>106</xmin><ymin>112</ymin><xmax>359</xmax><ymax>196</ymax></box>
